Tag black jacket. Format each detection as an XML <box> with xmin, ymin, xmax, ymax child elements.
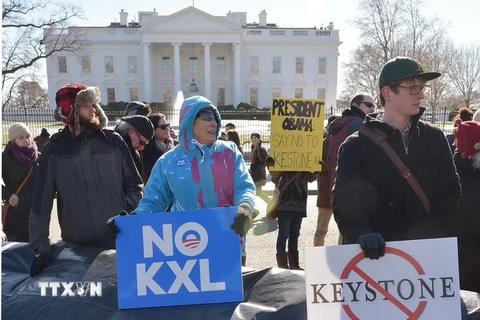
<box><xmin>2</xmin><ymin>148</ymin><xmax>38</xmax><ymax>241</ymax></box>
<box><xmin>333</xmin><ymin>109</ymin><xmax>460</xmax><ymax>244</ymax></box>
<box><xmin>250</xmin><ymin>144</ymin><xmax>268</xmax><ymax>185</ymax></box>
<box><xmin>29</xmin><ymin>127</ymin><xmax>143</xmax><ymax>253</ymax></box>
<box><xmin>142</xmin><ymin>139</ymin><xmax>173</xmax><ymax>183</ymax></box>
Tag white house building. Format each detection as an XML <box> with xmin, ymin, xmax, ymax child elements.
<box><xmin>45</xmin><ymin>6</ymin><xmax>341</xmax><ymax>110</ymax></box>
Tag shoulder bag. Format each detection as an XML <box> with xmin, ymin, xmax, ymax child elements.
<box><xmin>266</xmin><ymin>172</ymin><xmax>301</xmax><ymax>220</ymax></box>
<box><xmin>2</xmin><ymin>166</ymin><xmax>33</xmax><ymax>231</ymax></box>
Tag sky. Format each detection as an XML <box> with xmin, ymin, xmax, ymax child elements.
<box><xmin>65</xmin><ymin>0</ymin><xmax>479</xmax><ymax>94</ymax></box>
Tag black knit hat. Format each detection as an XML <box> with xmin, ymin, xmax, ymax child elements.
<box><xmin>251</xmin><ymin>132</ymin><xmax>261</xmax><ymax>141</ymax></box>
<box><xmin>121</xmin><ymin>115</ymin><xmax>154</xmax><ymax>140</ymax></box>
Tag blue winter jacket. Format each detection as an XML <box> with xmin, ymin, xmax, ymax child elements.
<box><xmin>134</xmin><ymin>95</ymin><xmax>256</xmax><ymax>214</ymax></box>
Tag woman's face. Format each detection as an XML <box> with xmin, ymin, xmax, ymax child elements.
<box><xmin>14</xmin><ymin>134</ymin><xmax>31</xmax><ymax>147</ymax></box>
<box><xmin>250</xmin><ymin>136</ymin><xmax>259</xmax><ymax>146</ymax></box>
<box><xmin>193</xmin><ymin>109</ymin><xmax>217</xmax><ymax>144</ymax></box>
<box><xmin>155</xmin><ymin>118</ymin><xmax>170</xmax><ymax>141</ymax></box>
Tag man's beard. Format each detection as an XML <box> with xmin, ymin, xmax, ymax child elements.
<box><xmin>79</xmin><ymin>114</ymin><xmax>100</xmax><ymax>128</ymax></box>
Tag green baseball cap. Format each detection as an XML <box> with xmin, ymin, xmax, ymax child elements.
<box><xmin>378</xmin><ymin>56</ymin><xmax>441</xmax><ymax>89</ymax></box>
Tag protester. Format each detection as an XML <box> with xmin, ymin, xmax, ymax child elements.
<box><xmin>114</xmin><ymin>96</ymin><xmax>256</xmax><ymax>267</ymax></box>
<box><xmin>226</xmin><ymin>129</ymin><xmax>243</xmax><ymax>154</ymax></box>
<box><xmin>29</xmin><ymin>83</ymin><xmax>143</xmax><ymax>276</ymax></box>
<box><xmin>142</xmin><ymin>113</ymin><xmax>174</xmax><ymax>182</ymax></box>
<box><xmin>169</xmin><ymin>129</ymin><xmax>179</xmax><ymax>146</ymax></box>
<box><xmin>333</xmin><ymin>56</ymin><xmax>460</xmax><ymax>260</ymax></box>
<box><xmin>446</xmin><ymin>107</ymin><xmax>474</xmax><ymax>151</ymax></box>
<box><xmin>453</xmin><ymin>119</ymin><xmax>480</xmax><ymax>292</ymax></box>
<box><xmin>2</xmin><ymin>123</ymin><xmax>38</xmax><ymax>242</ymax></box>
<box><xmin>250</xmin><ymin>133</ymin><xmax>270</xmax><ymax>218</ymax></box>
<box><xmin>270</xmin><ymin>170</ymin><xmax>318</xmax><ymax>269</ymax></box>
<box><xmin>33</xmin><ymin>128</ymin><xmax>50</xmax><ymax>153</ymax></box>
<box><xmin>219</xmin><ymin>131</ymin><xmax>227</xmax><ymax>141</ymax></box>
<box><xmin>225</xmin><ymin>123</ymin><xmax>236</xmax><ymax>131</ymax></box>
<box><xmin>114</xmin><ymin>115</ymin><xmax>154</xmax><ymax>181</ymax></box>
<box><xmin>314</xmin><ymin>115</ymin><xmax>340</xmax><ymax>246</ymax></box>
<box><xmin>124</xmin><ymin>101</ymin><xmax>151</xmax><ymax>116</ymax></box>
<box><xmin>315</xmin><ymin>93</ymin><xmax>376</xmax><ymax>246</ymax></box>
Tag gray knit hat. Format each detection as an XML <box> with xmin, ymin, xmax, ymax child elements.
<box><xmin>8</xmin><ymin>122</ymin><xmax>31</xmax><ymax>141</ymax></box>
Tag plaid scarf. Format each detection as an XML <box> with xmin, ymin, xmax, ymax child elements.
<box><xmin>7</xmin><ymin>141</ymin><xmax>38</xmax><ymax>168</ymax></box>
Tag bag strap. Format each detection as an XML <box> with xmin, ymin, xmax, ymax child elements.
<box><xmin>359</xmin><ymin>126</ymin><xmax>431</xmax><ymax>215</ymax></box>
<box><xmin>15</xmin><ymin>166</ymin><xmax>33</xmax><ymax>194</ymax></box>
<box><xmin>278</xmin><ymin>172</ymin><xmax>301</xmax><ymax>192</ymax></box>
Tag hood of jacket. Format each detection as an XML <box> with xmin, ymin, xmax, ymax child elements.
<box><xmin>178</xmin><ymin>96</ymin><xmax>222</xmax><ymax>151</ymax></box>
<box><xmin>328</xmin><ymin>107</ymin><xmax>366</xmax><ymax>135</ymax></box>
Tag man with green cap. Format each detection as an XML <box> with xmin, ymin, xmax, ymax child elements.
<box><xmin>332</xmin><ymin>56</ymin><xmax>460</xmax><ymax>260</ymax></box>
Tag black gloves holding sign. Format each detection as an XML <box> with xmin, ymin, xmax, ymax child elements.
<box><xmin>106</xmin><ymin>210</ymin><xmax>130</xmax><ymax>235</ymax></box>
<box><xmin>231</xmin><ymin>205</ymin><xmax>253</xmax><ymax>237</ymax></box>
<box><xmin>30</xmin><ymin>242</ymin><xmax>64</xmax><ymax>277</ymax></box>
<box><xmin>357</xmin><ymin>232</ymin><xmax>386</xmax><ymax>260</ymax></box>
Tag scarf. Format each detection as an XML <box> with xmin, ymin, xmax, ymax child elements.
<box><xmin>7</xmin><ymin>140</ymin><xmax>38</xmax><ymax>168</ymax></box>
<box><xmin>155</xmin><ymin>139</ymin><xmax>172</xmax><ymax>154</ymax></box>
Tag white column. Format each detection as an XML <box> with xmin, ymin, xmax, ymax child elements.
<box><xmin>142</xmin><ymin>42</ymin><xmax>151</xmax><ymax>102</ymax></box>
<box><xmin>173</xmin><ymin>42</ymin><xmax>182</xmax><ymax>96</ymax></box>
<box><xmin>232</xmin><ymin>43</ymin><xmax>241</xmax><ymax>106</ymax></box>
<box><xmin>203</xmin><ymin>42</ymin><xmax>211</xmax><ymax>100</ymax></box>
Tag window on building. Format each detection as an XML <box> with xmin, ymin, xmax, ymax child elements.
<box><xmin>189</xmin><ymin>57</ymin><xmax>198</xmax><ymax>74</ymax></box>
<box><xmin>250</xmin><ymin>56</ymin><xmax>259</xmax><ymax>74</ymax></box>
<box><xmin>216</xmin><ymin>57</ymin><xmax>225</xmax><ymax>74</ymax></box>
<box><xmin>250</xmin><ymin>88</ymin><xmax>258</xmax><ymax>108</ymax></box>
<box><xmin>81</xmin><ymin>56</ymin><xmax>90</xmax><ymax>73</ymax></box>
<box><xmin>273</xmin><ymin>57</ymin><xmax>281</xmax><ymax>74</ymax></box>
<box><xmin>317</xmin><ymin>88</ymin><xmax>326</xmax><ymax>100</ymax></box>
<box><xmin>217</xmin><ymin>88</ymin><xmax>225</xmax><ymax>106</ymax></box>
<box><xmin>130</xmin><ymin>88</ymin><xmax>139</xmax><ymax>101</ymax></box>
<box><xmin>105</xmin><ymin>56</ymin><xmax>114</xmax><ymax>73</ymax></box>
<box><xmin>162</xmin><ymin>57</ymin><xmax>171</xmax><ymax>73</ymax></box>
<box><xmin>58</xmin><ymin>56</ymin><xmax>67</xmax><ymax>73</ymax></box>
<box><xmin>107</xmin><ymin>88</ymin><xmax>116</xmax><ymax>102</ymax></box>
<box><xmin>163</xmin><ymin>88</ymin><xmax>172</xmax><ymax>106</ymax></box>
<box><xmin>318</xmin><ymin>57</ymin><xmax>327</xmax><ymax>74</ymax></box>
<box><xmin>128</xmin><ymin>56</ymin><xmax>137</xmax><ymax>73</ymax></box>
<box><xmin>295</xmin><ymin>57</ymin><xmax>304</xmax><ymax>74</ymax></box>
<box><xmin>272</xmin><ymin>87</ymin><xmax>281</xmax><ymax>98</ymax></box>
<box><xmin>295</xmin><ymin>88</ymin><xmax>303</xmax><ymax>98</ymax></box>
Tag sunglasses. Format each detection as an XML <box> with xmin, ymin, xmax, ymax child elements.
<box><xmin>157</xmin><ymin>123</ymin><xmax>170</xmax><ymax>130</ymax></box>
<box><xmin>360</xmin><ymin>101</ymin><xmax>376</xmax><ymax>108</ymax></box>
<box><xmin>196</xmin><ymin>111</ymin><xmax>215</xmax><ymax>122</ymax></box>
<box><xmin>136</xmin><ymin>132</ymin><xmax>148</xmax><ymax>146</ymax></box>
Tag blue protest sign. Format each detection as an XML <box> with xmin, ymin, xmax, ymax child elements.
<box><xmin>115</xmin><ymin>206</ymin><xmax>243</xmax><ymax>309</ymax></box>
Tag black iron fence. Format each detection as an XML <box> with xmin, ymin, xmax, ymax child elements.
<box><xmin>2</xmin><ymin>107</ymin><xmax>457</xmax><ymax>150</ymax></box>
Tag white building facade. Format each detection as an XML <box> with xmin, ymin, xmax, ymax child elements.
<box><xmin>45</xmin><ymin>7</ymin><xmax>341</xmax><ymax>109</ymax></box>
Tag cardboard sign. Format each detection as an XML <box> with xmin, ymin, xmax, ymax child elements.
<box><xmin>115</xmin><ymin>207</ymin><xmax>243</xmax><ymax>309</ymax></box>
<box><xmin>304</xmin><ymin>238</ymin><xmax>461</xmax><ymax>320</ymax></box>
<box><xmin>269</xmin><ymin>98</ymin><xmax>325</xmax><ymax>171</ymax></box>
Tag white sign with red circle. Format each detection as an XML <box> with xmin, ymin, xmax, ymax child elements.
<box><xmin>304</xmin><ymin>238</ymin><xmax>460</xmax><ymax>320</ymax></box>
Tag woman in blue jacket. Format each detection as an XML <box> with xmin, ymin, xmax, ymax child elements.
<box><xmin>133</xmin><ymin>96</ymin><xmax>256</xmax><ymax>266</ymax></box>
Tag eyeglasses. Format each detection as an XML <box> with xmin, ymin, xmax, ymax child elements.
<box><xmin>398</xmin><ymin>85</ymin><xmax>430</xmax><ymax>95</ymax></box>
<box><xmin>360</xmin><ymin>101</ymin><xmax>376</xmax><ymax>108</ymax></box>
<box><xmin>196</xmin><ymin>111</ymin><xmax>215</xmax><ymax>122</ymax></box>
<box><xmin>157</xmin><ymin>123</ymin><xmax>170</xmax><ymax>130</ymax></box>
<box><xmin>136</xmin><ymin>132</ymin><xmax>148</xmax><ymax>146</ymax></box>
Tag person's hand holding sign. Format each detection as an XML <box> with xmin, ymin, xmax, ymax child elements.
<box><xmin>231</xmin><ymin>205</ymin><xmax>253</xmax><ymax>237</ymax></box>
<box><xmin>357</xmin><ymin>232</ymin><xmax>386</xmax><ymax>260</ymax></box>
<box><xmin>107</xmin><ymin>210</ymin><xmax>130</xmax><ymax>235</ymax></box>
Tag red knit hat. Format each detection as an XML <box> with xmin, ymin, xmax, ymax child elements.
<box><xmin>454</xmin><ymin>119</ymin><xmax>480</xmax><ymax>159</ymax></box>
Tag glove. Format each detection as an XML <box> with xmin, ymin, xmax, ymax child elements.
<box><xmin>357</xmin><ymin>232</ymin><xmax>386</xmax><ymax>260</ymax></box>
<box><xmin>230</xmin><ymin>205</ymin><xmax>253</xmax><ymax>237</ymax></box>
<box><xmin>8</xmin><ymin>194</ymin><xmax>19</xmax><ymax>207</ymax></box>
<box><xmin>107</xmin><ymin>210</ymin><xmax>129</xmax><ymax>235</ymax></box>
<box><xmin>265</xmin><ymin>156</ymin><xmax>275</xmax><ymax>167</ymax></box>
<box><xmin>30</xmin><ymin>250</ymin><xmax>52</xmax><ymax>277</ymax></box>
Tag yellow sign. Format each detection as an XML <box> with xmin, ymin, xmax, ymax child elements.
<box><xmin>269</xmin><ymin>98</ymin><xmax>325</xmax><ymax>171</ymax></box>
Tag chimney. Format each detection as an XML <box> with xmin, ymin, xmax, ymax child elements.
<box><xmin>259</xmin><ymin>10</ymin><xmax>267</xmax><ymax>27</ymax></box>
<box><xmin>119</xmin><ymin>9</ymin><xmax>128</xmax><ymax>26</ymax></box>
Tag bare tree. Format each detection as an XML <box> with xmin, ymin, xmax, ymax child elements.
<box><xmin>10</xmin><ymin>81</ymin><xmax>49</xmax><ymax>109</ymax></box>
<box><xmin>446</xmin><ymin>44</ymin><xmax>480</xmax><ymax>108</ymax></box>
<box><xmin>355</xmin><ymin>0</ymin><xmax>404</xmax><ymax>62</ymax></box>
<box><xmin>2</xmin><ymin>0</ymin><xmax>86</xmax><ymax>108</ymax></box>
